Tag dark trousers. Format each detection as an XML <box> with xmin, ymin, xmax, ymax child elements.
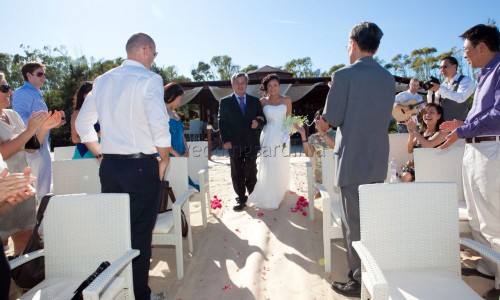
<box><xmin>100</xmin><ymin>158</ymin><xmax>160</xmax><ymax>300</ymax></box>
<box><xmin>229</xmin><ymin>145</ymin><xmax>258</xmax><ymax>203</ymax></box>
<box><xmin>0</xmin><ymin>235</ymin><xmax>10</xmax><ymax>300</ymax></box>
<box><xmin>340</xmin><ymin>184</ymin><xmax>362</xmax><ymax>283</ymax></box>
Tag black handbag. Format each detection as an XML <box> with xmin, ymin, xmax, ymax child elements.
<box><xmin>24</xmin><ymin>134</ymin><xmax>41</xmax><ymax>150</ymax></box>
<box><xmin>71</xmin><ymin>261</ymin><xmax>111</xmax><ymax>300</ymax></box>
<box><xmin>10</xmin><ymin>194</ymin><xmax>53</xmax><ymax>289</ymax></box>
<box><xmin>158</xmin><ymin>180</ymin><xmax>188</xmax><ymax>237</ymax></box>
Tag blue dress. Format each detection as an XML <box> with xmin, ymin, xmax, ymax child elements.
<box><xmin>73</xmin><ymin>123</ymin><xmax>100</xmax><ymax>159</ymax></box>
<box><xmin>169</xmin><ymin>118</ymin><xmax>199</xmax><ymax>191</ymax></box>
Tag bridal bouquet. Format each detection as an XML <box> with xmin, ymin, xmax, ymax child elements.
<box><xmin>281</xmin><ymin>114</ymin><xmax>308</xmax><ymax>148</ymax></box>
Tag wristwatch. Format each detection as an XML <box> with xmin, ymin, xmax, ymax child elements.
<box><xmin>95</xmin><ymin>154</ymin><xmax>103</xmax><ymax>159</ymax></box>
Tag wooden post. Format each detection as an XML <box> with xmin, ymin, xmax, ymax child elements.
<box><xmin>207</xmin><ymin>124</ymin><xmax>212</xmax><ymax>160</ymax></box>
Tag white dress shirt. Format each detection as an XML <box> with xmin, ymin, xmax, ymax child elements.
<box><xmin>426</xmin><ymin>73</ymin><xmax>475</xmax><ymax>103</ymax></box>
<box><xmin>76</xmin><ymin>59</ymin><xmax>170</xmax><ymax>154</ymax></box>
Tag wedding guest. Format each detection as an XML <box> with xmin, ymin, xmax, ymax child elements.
<box><xmin>76</xmin><ymin>32</ymin><xmax>170</xmax><ymax>300</ymax></box>
<box><xmin>71</xmin><ymin>81</ymin><xmax>100</xmax><ymax>159</ymax></box>
<box><xmin>163</xmin><ymin>82</ymin><xmax>199</xmax><ymax>190</ymax></box>
<box><xmin>12</xmin><ymin>62</ymin><xmax>66</xmax><ymax>200</ymax></box>
<box><xmin>323</xmin><ymin>21</ymin><xmax>395</xmax><ymax>297</ymax></box>
<box><xmin>439</xmin><ymin>23</ymin><xmax>500</xmax><ymax>300</ymax></box>
<box><xmin>400</xmin><ymin>103</ymin><xmax>446</xmax><ymax>182</ymax></box>
<box><xmin>393</xmin><ymin>77</ymin><xmax>424</xmax><ymax>133</ymax></box>
<box><xmin>0</xmin><ymin>72</ymin><xmax>60</xmax><ymax>255</ymax></box>
<box><xmin>294</xmin><ymin>109</ymin><xmax>335</xmax><ymax>183</ymax></box>
<box><xmin>0</xmin><ymin>156</ymin><xmax>37</xmax><ymax>300</ymax></box>
<box><xmin>427</xmin><ymin>56</ymin><xmax>475</xmax><ymax>121</ymax></box>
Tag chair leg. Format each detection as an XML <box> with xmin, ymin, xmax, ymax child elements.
<box><xmin>199</xmin><ymin>187</ymin><xmax>208</xmax><ymax>228</ymax></box>
<box><xmin>324</xmin><ymin>233</ymin><xmax>331</xmax><ymax>273</ymax></box>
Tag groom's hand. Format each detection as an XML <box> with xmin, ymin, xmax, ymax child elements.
<box><xmin>251</xmin><ymin>119</ymin><xmax>258</xmax><ymax>129</ymax></box>
<box><xmin>223</xmin><ymin>142</ymin><xmax>232</xmax><ymax>149</ymax></box>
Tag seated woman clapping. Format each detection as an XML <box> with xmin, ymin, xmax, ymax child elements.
<box><xmin>400</xmin><ymin>103</ymin><xmax>446</xmax><ymax>182</ymax></box>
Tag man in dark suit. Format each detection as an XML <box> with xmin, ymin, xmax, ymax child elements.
<box><xmin>218</xmin><ymin>73</ymin><xmax>266</xmax><ymax>211</ymax></box>
<box><xmin>323</xmin><ymin>22</ymin><xmax>395</xmax><ymax>297</ymax></box>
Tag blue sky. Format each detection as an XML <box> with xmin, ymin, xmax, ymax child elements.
<box><xmin>2</xmin><ymin>0</ymin><xmax>498</xmax><ymax>79</ymax></box>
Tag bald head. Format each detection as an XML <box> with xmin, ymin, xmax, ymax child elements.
<box><xmin>409</xmin><ymin>77</ymin><xmax>420</xmax><ymax>93</ymax></box>
<box><xmin>126</xmin><ymin>33</ymin><xmax>155</xmax><ymax>55</ymax></box>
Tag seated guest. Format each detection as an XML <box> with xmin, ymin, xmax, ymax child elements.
<box><xmin>0</xmin><ymin>72</ymin><xmax>60</xmax><ymax>255</ymax></box>
<box><xmin>400</xmin><ymin>103</ymin><xmax>446</xmax><ymax>182</ymax></box>
<box><xmin>294</xmin><ymin>109</ymin><xmax>336</xmax><ymax>183</ymax></box>
<box><xmin>71</xmin><ymin>81</ymin><xmax>100</xmax><ymax>159</ymax></box>
<box><xmin>164</xmin><ymin>82</ymin><xmax>199</xmax><ymax>190</ymax></box>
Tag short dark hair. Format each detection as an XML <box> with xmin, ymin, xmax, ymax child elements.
<box><xmin>21</xmin><ymin>61</ymin><xmax>45</xmax><ymax>81</ymax></box>
<box><xmin>460</xmin><ymin>24</ymin><xmax>500</xmax><ymax>52</ymax></box>
<box><xmin>260</xmin><ymin>74</ymin><xmax>280</xmax><ymax>93</ymax></box>
<box><xmin>441</xmin><ymin>56</ymin><xmax>458</xmax><ymax>66</ymax></box>
<box><xmin>164</xmin><ymin>82</ymin><xmax>184</xmax><ymax>103</ymax></box>
<box><xmin>349</xmin><ymin>22</ymin><xmax>383</xmax><ymax>53</ymax></box>
<box><xmin>74</xmin><ymin>81</ymin><xmax>93</xmax><ymax>110</ymax></box>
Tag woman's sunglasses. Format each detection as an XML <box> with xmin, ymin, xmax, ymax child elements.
<box><xmin>0</xmin><ymin>85</ymin><xmax>10</xmax><ymax>93</ymax></box>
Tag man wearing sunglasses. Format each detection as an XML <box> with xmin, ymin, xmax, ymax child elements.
<box><xmin>12</xmin><ymin>62</ymin><xmax>63</xmax><ymax>200</ymax></box>
<box><xmin>427</xmin><ymin>56</ymin><xmax>475</xmax><ymax>121</ymax></box>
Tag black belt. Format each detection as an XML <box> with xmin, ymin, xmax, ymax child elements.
<box><xmin>102</xmin><ymin>153</ymin><xmax>157</xmax><ymax>160</ymax></box>
<box><xmin>465</xmin><ymin>136</ymin><xmax>499</xmax><ymax>143</ymax></box>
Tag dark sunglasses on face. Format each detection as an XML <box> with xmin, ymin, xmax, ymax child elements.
<box><xmin>32</xmin><ymin>72</ymin><xmax>46</xmax><ymax>78</ymax></box>
<box><xmin>0</xmin><ymin>85</ymin><xmax>10</xmax><ymax>93</ymax></box>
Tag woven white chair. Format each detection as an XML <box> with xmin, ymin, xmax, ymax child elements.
<box><xmin>352</xmin><ymin>183</ymin><xmax>500</xmax><ymax>300</ymax></box>
<box><xmin>187</xmin><ymin>141</ymin><xmax>210</xmax><ymax>228</ymax></box>
<box><xmin>53</xmin><ymin>146</ymin><xmax>76</xmax><ymax>160</ymax></box>
<box><xmin>52</xmin><ymin>159</ymin><xmax>101</xmax><ymax>195</ymax></box>
<box><xmin>413</xmin><ymin>147</ymin><xmax>470</xmax><ymax>234</ymax></box>
<box><xmin>10</xmin><ymin>193</ymin><xmax>138</xmax><ymax>299</ymax></box>
<box><xmin>386</xmin><ymin>133</ymin><xmax>413</xmax><ymax>182</ymax></box>
<box><xmin>152</xmin><ymin>157</ymin><xmax>196</xmax><ymax>279</ymax></box>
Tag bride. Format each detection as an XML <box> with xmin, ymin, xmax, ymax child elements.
<box><xmin>248</xmin><ymin>74</ymin><xmax>291</xmax><ymax>210</ymax></box>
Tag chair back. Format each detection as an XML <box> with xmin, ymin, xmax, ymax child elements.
<box><xmin>414</xmin><ymin>147</ymin><xmax>465</xmax><ymax>202</ymax></box>
<box><xmin>321</xmin><ymin>149</ymin><xmax>342</xmax><ymax>207</ymax></box>
<box><xmin>358</xmin><ymin>182</ymin><xmax>460</xmax><ymax>274</ymax></box>
<box><xmin>43</xmin><ymin>194</ymin><xmax>132</xmax><ymax>282</ymax></box>
<box><xmin>387</xmin><ymin>133</ymin><xmax>413</xmax><ymax>180</ymax></box>
<box><xmin>187</xmin><ymin>141</ymin><xmax>209</xmax><ymax>184</ymax></box>
<box><xmin>52</xmin><ymin>159</ymin><xmax>101</xmax><ymax>194</ymax></box>
<box><xmin>164</xmin><ymin>157</ymin><xmax>189</xmax><ymax>197</ymax></box>
<box><xmin>53</xmin><ymin>146</ymin><xmax>76</xmax><ymax>160</ymax></box>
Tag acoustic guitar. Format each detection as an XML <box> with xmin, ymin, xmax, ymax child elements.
<box><xmin>392</xmin><ymin>99</ymin><xmax>426</xmax><ymax>122</ymax></box>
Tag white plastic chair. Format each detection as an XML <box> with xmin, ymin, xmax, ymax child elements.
<box><xmin>10</xmin><ymin>193</ymin><xmax>138</xmax><ymax>299</ymax></box>
<box><xmin>413</xmin><ymin>147</ymin><xmax>470</xmax><ymax>234</ymax></box>
<box><xmin>52</xmin><ymin>159</ymin><xmax>101</xmax><ymax>195</ymax></box>
<box><xmin>53</xmin><ymin>146</ymin><xmax>76</xmax><ymax>160</ymax></box>
<box><xmin>386</xmin><ymin>133</ymin><xmax>413</xmax><ymax>182</ymax></box>
<box><xmin>187</xmin><ymin>141</ymin><xmax>210</xmax><ymax>228</ymax></box>
<box><xmin>152</xmin><ymin>157</ymin><xmax>196</xmax><ymax>279</ymax></box>
<box><xmin>352</xmin><ymin>183</ymin><xmax>500</xmax><ymax>300</ymax></box>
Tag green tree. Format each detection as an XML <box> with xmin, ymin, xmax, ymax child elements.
<box><xmin>409</xmin><ymin>47</ymin><xmax>438</xmax><ymax>79</ymax></box>
<box><xmin>390</xmin><ymin>54</ymin><xmax>411</xmax><ymax>78</ymax></box>
<box><xmin>284</xmin><ymin>57</ymin><xmax>320</xmax><ymax>77</ymax></box>
<box><xmin>153</xmin><ymin>64</ymin><xmax>192</xmax><ymax>83</ymax></box>
<box><xmin>191</xmin><ymin>61</ymin><xmax>214</xmax><ymax>82</ymax></box>
<box><xmin>210</xmin><ymin>55</ymin><xmax>240</xmax><ymax>80</ymax></box>
<box><xmin>241</xmin><ymin>64</ymin><xmax>259</xmax><ymax>74</ymax></box>
<box><xmin>322</xmin><ymin>64</ymin><xmax>345</xmax><ymax>76</ymax></box>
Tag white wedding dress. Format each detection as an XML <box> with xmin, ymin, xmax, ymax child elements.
<box><xmin>248</xmin><ymin>104</ymin><xmax>290</xmax><ymax>210</ymax></box>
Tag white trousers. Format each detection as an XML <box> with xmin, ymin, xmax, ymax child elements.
<box><xmin>463</xmin><ymin>141</ymin><xmax>500</xmax><ymax>288</ymax></box>
<box><xmin>26</xmin><ymin>141</ymin><xmax>52</xmax><ymax>201</ymax></box>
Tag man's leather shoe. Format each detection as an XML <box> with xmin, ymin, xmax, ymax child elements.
<box><xmin>331</xmin><ymin>279</ymin><xmax>361</xmax><ymax>297</ymax></box>
<box><xmin>233</xmin><ymin>203</ymin><xmax>247</xmax><ymax>212</ymax></box>
<box><xmin>482</xmin><ymin>288</ymin><xmax>500</xmax><ymax>300</ymax></box>
<box><xmin>461</xmin><ymin>267</ymin><xmax>495</xmax><ymax>280</ymax></box>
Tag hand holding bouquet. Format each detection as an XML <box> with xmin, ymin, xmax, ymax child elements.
<box><xmin>281</xmin><ymin>114</ymin><xmax>308</xmax><ymax>147</ymax></box>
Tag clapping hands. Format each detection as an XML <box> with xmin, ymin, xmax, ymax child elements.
<box><xmin>0</xmin><ymin>167</ymin><xmax>36</xmax><ymax>214</ymax></box>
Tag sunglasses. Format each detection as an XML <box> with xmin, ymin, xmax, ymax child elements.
<box><xmin>0</xmin><ymin>85</ymin><xmax>10</xmax><ymax>93</ymax></box>
<box><xmin>32</xmin><ymin>72</ymin><xmax>47</xmax><ymax>77</ymax></box>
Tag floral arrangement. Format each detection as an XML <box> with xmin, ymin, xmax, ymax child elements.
<box><xmin>281</xmin><ymin>114</ymin><xmax>308</xmax><ymax>148</ymax></box>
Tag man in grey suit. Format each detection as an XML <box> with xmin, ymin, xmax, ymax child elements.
<box><xmin>323</xmin><ymin>21</ymin><xmax>395</xmax><ymax>297</ymax></box>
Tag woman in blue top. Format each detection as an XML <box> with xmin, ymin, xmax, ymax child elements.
<box><xmin>71</xmin><ymin>81</ymin><xmax>100</xmax><ymax>159</ymax></box>
<box><xmin>164</xmin><ymin>83</ymin><xmax>199</xmax><ymax>190</ymax></box>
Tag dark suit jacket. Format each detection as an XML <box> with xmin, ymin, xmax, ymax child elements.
<box><xmin>218</xmin><ymin>93</ymin><xmax>266</xmax><ymax>150</ymax></box>
<box><xmin>323</xmin><ymin>56</ymin><xmax>395</xmax><ymax>187</ymax></box>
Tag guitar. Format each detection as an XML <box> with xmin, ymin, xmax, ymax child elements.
<box><xmin>392</xmin><ymin>99</ymin><xmax>426</xmax><ymax>122</ymax></box>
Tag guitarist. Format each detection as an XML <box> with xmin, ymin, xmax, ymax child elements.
<box><xmin>393</xmin><ymin>78</ymin><xmax>425</xmax><ymax>133</ymax></box>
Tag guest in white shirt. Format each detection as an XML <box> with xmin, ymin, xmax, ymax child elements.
<box><xmin>76</xmin><ymin>33</ymin><xmax>170</xmax><ymax>300</ymax></box>
<box><xmin>427</xmin><ymin>56</ymin><xmax>475</xmax><ymax>121</ymax></box>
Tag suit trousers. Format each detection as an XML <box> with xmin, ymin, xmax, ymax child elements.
<box><xmin>0</xmin><ymin>235</ymin><xmax>10</xmax><ymax>300</ymax></box>
<box><xmin>463</xmin><ymin>141</ymin><xmax>500</xmax><ymax>288</ymax></box>
<box><xmin>340</xmin><ymin>184</ymin><xmax>362</xmax><ymax>282</ymax></box>
<box><xmin>100</xmin><ymin>157</ymin><xmax>161</xmax><ymax>300</ymax></box>
<box><xmin>229</xmin><ymin>145</ymin><xmax>258</xmax><ymax>203</ymax></box>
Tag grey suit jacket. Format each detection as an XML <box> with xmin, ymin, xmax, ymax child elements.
<box><xmin>323</xmin><ymin>56</ymin><xmax>395</xmax><ymax>187</ymax></box>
